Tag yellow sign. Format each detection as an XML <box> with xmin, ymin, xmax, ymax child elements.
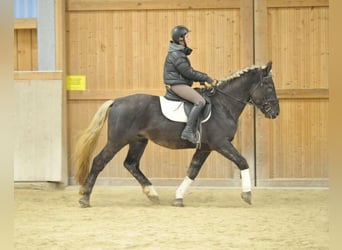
<box><xmin>66</xmin><ymin>75</ymin><xmax>86</xmax><ymax>90</ymax></box>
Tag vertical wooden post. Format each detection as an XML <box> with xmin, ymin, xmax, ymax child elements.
<box><xmin>55</xmin><ymin>0</ymin><xmax>68</xmax><ymax>184</ymax></box>
<box><xmin>238</xmin><ymin>0</ymin><xmax>256</xmax><ymax>185</ymax></box>
<box><xmin>254</xmin><ymin>0</ymin><xmax>268</xmax><ymax>65</ymax></box>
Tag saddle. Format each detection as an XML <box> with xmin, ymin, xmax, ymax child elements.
<box><xmin>159</xmin><ymin>87</ymin><xmax>212</xmax><ymax>146</ymax></box>
<box><xmin>160</xmin><ymin>87</ymin><xmax>212</xmax><ymax>123</ymax></box>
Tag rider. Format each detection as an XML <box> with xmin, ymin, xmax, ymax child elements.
<box><xmin>163</xmin><ymin>25</ymin><xmax>217</xmax><ymax>144</ymax></box>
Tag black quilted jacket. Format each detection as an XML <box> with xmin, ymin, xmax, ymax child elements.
<box><xmin>163</xmin><ymin>42</ymin><xmax>213</xmax><ymax>86</ymax></box>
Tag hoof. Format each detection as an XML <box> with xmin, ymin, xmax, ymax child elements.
<box><xmin>172</xmin><ymin>198</ymin><xmax>184</xmax><ymax>207</ymax></box>
<box><xmin>147</xmin><ymin>195</ymin><xmax>160</xmax><ymax>204</ymax></box>
<box><xmin>241</xmin><ymin>191</ymin><xmax>252</xmax><ymax>205</ymax></box>
<box><xmin>79</xmin><ymin>197</ymin><xmax>90</xmax><ymax>208</ymax></box>
<box><xmin>143</xmin><ymin>186</ymin><xmax>160</xmax><ymax>204</ymax></box>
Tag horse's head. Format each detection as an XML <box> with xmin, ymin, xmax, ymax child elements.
<box><xmin>249</xmin><ymin>61</ymin><xmax>280</xmax><ymax>119</ymax></box>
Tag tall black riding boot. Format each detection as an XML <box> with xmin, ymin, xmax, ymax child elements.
<box><xmin>181</xmin><ymin>102</ymin><xmax>205</xmax><ymax>144</ymax></box>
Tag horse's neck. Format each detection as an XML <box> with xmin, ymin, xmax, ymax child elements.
<box><xmin>217</xmin><ymin>77</ymin><xmax>254</xmax><ymax>119</ymax></box>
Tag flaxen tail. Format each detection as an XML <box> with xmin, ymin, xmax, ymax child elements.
<box><xmin>74</xmin><ymin>100</ymin><xmax>114</xmax><ymax>185</ymax></box>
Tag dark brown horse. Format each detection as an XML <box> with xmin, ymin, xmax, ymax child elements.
<box><xmin>74</xmin><ymin>61</ymin><xmax>279</xmax><ymax>207</ymax></box>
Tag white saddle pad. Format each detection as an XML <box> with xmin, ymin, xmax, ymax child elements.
<box><xmin>159</xmin><ymin>96</ymin><xmax>211</xmax><ymax>123</ymax></box>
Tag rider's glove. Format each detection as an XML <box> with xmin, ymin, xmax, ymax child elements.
<box><xmin>212</xmin><ymin>79</ymin><xmax>219</xmax><ymax>86</ymax></box>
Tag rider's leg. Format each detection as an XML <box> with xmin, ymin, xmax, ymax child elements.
<box><xmin>180</xmin><ymin>102</ymin><xmax>205</xmax><ymax>143</ymax></box>
<box><xmin>170</xmin><ymin>84</ymin><xmax>205</xmax><ymax>104</ymax></box>
<box><xmin>171</xmin><ymin>85</ymin><xmax>205</xmax><ymax>144</ymax></box>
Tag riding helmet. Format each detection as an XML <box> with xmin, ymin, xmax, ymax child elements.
<box><xmin>171</xmin><ymin>25</ymin><xmax>190</xmax><ymax>44</ymax></box>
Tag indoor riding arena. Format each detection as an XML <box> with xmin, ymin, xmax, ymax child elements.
<box><xmin>14</xmin><ymin>0</ymin><xmax>329</xmax><ymax>249</ymax></box>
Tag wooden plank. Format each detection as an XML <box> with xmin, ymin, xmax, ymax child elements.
<box><xmin>68</xmin><ymin>177</ymin><xmax>243</xmax><ymax>187</ymax></box>
<box><xmin>55</xmin><ymin>0</ymin><xmax>68</xmax><ymax>184</ymax></box>
<box><xmin>277</xmin><ymin>88</ymin><xmax>329</xmax><ymax>99</ymax></box>
<box><xmin>14</xmin><ymin>30</ymin><xmax>18</xmax><ymax>70</ymax></box>
<box><xmin>67</xmin><ymin>89</ymin><xmax>166</xmax><ymax>100</ymax></box>
<box><xmin>67</xmin><ymin>177</ymin><xmax>328</xmax><ymax>187</ymax></box>
<box><xmin>254</xmin><ymin>0</ymin><xmax>269</xmax><ymax>64</ymax></box>
<box><xmin>67</xmin><ymin>0</ymin><xmax>241</xmax><ymax>11</ymax></box>
<box><xmin>15</xmin><ymin>29</ymin><xmax>38</xmax><ymax>71</ymax></box>
<box><xmin>17</xmin><ymin>29</ymin><xmax>33</xmax><ymax>70</ymax></box>
<box><xmin>257</xmin><ymin>178</ymin><xmax>328</xmax><ymax>187</ymax></box>
<box><xmin>66</xmin><ymin>88</ymin><xmax>329</xmax><ymax>101</ymax></box>
<box><xmin>14</xmin><ymin>18</ymin><xmax>37</xmax><ymax>30</ymax></box>
<box><xmin>240</xmin><ymin>0</ymin><xmax>254</xmax><ymax>67</ymax></box>
<box><xmin>239</xmin><ymin>0</ymin><xmax>255</xmax><ymax>184</ymax></box>
<box><xmin>14</xmin><ymin>71</ymin><xmax>63</xmax><ymax>80</ymax></box>
<box><xmin>31</xmin><ymin>29</ymin><xmax>38</xmax><ymax>70</ymax></box>
<box><xmin>55</xmin><ymin>0</ymin><xmax>66</xmax><ymax>71</ymax></box>
<box><xmin>267</xmin><ymin>0</ymin><xmax>329</xmax><ymax>8</ymax></box>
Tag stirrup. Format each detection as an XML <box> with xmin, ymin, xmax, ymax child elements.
<box><xmin>181</xmin><ymin>130</ymin><xmax>198</xmax><ymax>144</ymax></box>
<box><xmin>181</xmin><ymin>133</ymin><xmax>195</xmax><ymax>143</ymax></box>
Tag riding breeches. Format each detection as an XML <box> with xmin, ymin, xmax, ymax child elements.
<box><xmin>170</xmin><ymin>85</ymin><xmax>205</xmax><ymax>105</ymax></box>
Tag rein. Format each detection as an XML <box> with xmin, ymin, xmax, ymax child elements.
<box><xmin>212</xmin><ymin>81</ymin><xmax>260</xmax><ymax>107</ymax></box>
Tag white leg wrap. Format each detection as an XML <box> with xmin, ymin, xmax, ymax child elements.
<box><xmin>176</xmin><ymin>176</ymin><xmax>193</xmax><ymax>199</ymax></box>
<box><xmin>241</xmin><ymin>169</ymin><xmax>251</xmax><ymax>192</ymax></box>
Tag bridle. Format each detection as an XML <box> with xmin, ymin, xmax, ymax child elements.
<box><xmin>213</xmin><ymin>74</ymin><xmax>278</xmax><ymax>113</ymax></box>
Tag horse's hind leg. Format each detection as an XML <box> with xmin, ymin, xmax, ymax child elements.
<box><xmin>124</xmin><ymin>137</ymin><xmax>159</xmax><ymax>204</ymax></box>
<box><xmin>79</xmin><ymin>142</ymin><xmax>122</xmax><ymax>208</ymax></box>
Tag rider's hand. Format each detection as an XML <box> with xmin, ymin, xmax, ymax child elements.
<box><xmin>203</xmin><ymin>79</ymin><xmax>218</xmax><ymax>87</ymax></box>
<box><xmin>212</xmin><ymin>79</ymin><xmax>219</xmax><ymax>86</ymax></box>
<box><xmin>203</xmin><ymin>82</ymin><xmax>212</xmax><ymax>87</ymax></box>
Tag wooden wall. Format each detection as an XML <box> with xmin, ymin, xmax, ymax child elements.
<box><xmin>65</xmin><ymin>0</ymin><xmax>329</xmax><ymax>186</ymax></box>
<box><xmin>255</xmin><ymin>0</ymin><xmax>329</xmax><ymax>186</ymax></box>
<box><xmin>66</xmin><ymin>0</ymin><xmax>254</xmax><ymax>184</ymax></box>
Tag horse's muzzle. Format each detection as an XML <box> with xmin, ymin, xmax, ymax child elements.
<box><xmin>263</xmin><ymin>101</ymin><xmax>279</xmax><ymax>119</ymax></box>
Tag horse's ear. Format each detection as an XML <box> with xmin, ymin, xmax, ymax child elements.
<box><xmin>264</xmin><ymin>61</ymin><xmax>272</xmax><ymax>76</ymax></box>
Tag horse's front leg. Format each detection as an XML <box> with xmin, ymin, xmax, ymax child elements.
<box><xmin>215</xmin><ymin>140</ymin><xmax>252</xmax><ymax>205</ymax></box>
<box><xmin>173</xmin><ymin>149</ymin><xmax>211</xmax><ymax>207</ymax></box>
